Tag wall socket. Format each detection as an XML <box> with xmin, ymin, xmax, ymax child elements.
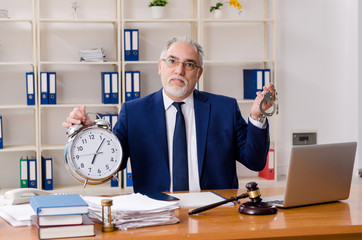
<box><xmin>292</xmin><ymin>132</ymin><xmax>317</xmax><ymax>145</ymax></box>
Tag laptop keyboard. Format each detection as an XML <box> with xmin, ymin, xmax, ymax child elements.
<box><xmin>268</xmin><ymin>200</ymin><xmax>284</xmax><ymax>205</ymax></box>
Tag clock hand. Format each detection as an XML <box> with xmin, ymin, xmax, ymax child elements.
<box><xmin>91</xmin><ymin>138</ymin><xmax>105</xmax><ymax>164</ymax></box>
<box><xmin>77</xmin><ymin>152</ymin><xmax>104</xmax><ymax>157</ymax></box>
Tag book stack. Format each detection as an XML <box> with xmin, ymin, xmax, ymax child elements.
<box><xmin>0</xmin><ymin>9</ymin><xmax>8</xmax><ymax>18</ymax></box>
<box><xmin>79</xmin><ymin>47</ymin><xmax>106</xmax><ymax>62</ymax></box>
<box><xmin>29</xmin><ymin>194</ymin><xmax>94</xmax><ymax>239</ymax></box>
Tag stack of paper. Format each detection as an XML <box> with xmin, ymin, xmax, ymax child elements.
<box><xmin>0</xmin><ymin>204</ymin><xmax>33</xmax><ymax>227</ymax></box>
<box><xmin>79</xmin><ymin>47</ymin><xmax>106</xmax><ymax>62</ymax></box>
<box><xmin>0</xmin><ymin>9</ymin><xmax>8</xmax><ymax>18</ymax></box>
<box><xmin>83</xmin><ymin>193</ymin><xmax>179</xmax><ymax>230</ymax></box>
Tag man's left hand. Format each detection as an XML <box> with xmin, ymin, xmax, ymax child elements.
<box><xmin>250</xmin><ymin>83</ymin><xmax>277</xmax><ymax>121</ymax></box>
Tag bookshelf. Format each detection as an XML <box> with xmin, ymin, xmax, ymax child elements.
<box><xmin>0</xmin><ymin>0</ymin><xmax>277</xmax><ymax>193</ymax></box>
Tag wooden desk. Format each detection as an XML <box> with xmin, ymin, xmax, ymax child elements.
<box><xmin>2</xmin><ymin>186</ymin><xmax>362</xmax><ymax>240</ymax></box>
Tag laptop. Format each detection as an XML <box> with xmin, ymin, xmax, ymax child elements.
<box><xmin>264</xmin><ymin>142</ymin><xmax>357</xmax><ymax>208</ymax></box>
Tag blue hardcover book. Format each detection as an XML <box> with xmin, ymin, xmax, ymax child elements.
<box><xmin>101</xmin><ymin>113</ymin><xmax>111</xmax><ymax>127</ymax></box>
<box><xmin>243</xmin><ymin>69</ymin><xmax>271</xmax><ymax>99</ymax></box>
<box><xmin>42</xmin><ymin>157</ymin><xmax>53</xmax><ymax>190</ymax></box>
<box><xmin>131</xmin><ymin>29</ymin><xmax>139</xmax><ymax>61</ymax></box>
<box><xmin>125</xmin><ymin>71</ymin><xmax>133</xmax><ymax>101</ymax></box>
<box><xmin>48</xmin><ymin>72</ymin><xmax>57</xmax><ymax>104</ymax></box>
<box><xmin>28</xmin><ymin>157</ymin><xmax>37</xmax><ymax>188</ymax></box>
<box><xmin>26</xmin><ymin>72</ymin><xmax>35</xmax><ymax>105</ymax></box>
<box><xmin>132</xmin><ymin>71</ymin><xmax>141</xmax><ymax>99</ymax></box>
<box><xmin>111</xmin><ymin>114</ymin><xmax>118</xmax><ymax>131</ymax></box>
<box><xmin>30</xmin><ymin>194</ymin><xmax>89</xmax><ymax>216</ymax></box>
<box><xmin>20</xmin><ymin>156</ymin><xmax>29</xmax><ymax>188</ymax></box>
<box><xmin>110</xmin><ymin>171</ymin><xmax>119</xmax><ymax>187</ymax></box>
<box><xmin>126</xmin><ymin>161</ymin><xmax>133</xmax><ymax>188</ymax></box>
<box><xmin>111</xmin><ymin>72</ymin><xmax>119</xmax><ymax>104</ymax></box>
<box><xmin>0</xmin><ymin>115</ymin><xmax>3</xmax><ymax>149</ymax></box>
<box><xmin>124</xmin><ymin>29</ymin><xmax>132</xmax><ymax>61</ymax></box>
<box><xmin>101</xmin><ymin>72</ymin><xmax>111</xmax><ymax>104</ymax></box>
<box><xmin>40</xmin><ymin>72</ymin><xmax>48</xmax><ymax>104</ymax></box>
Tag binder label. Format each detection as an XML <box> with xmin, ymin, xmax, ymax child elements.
<box><xmin>21</xmin><ymin>161</ymin><xmax>28</xmax><ymax>179</ymax></box>
<box><xmin>27</xmin><ymin>74</ymin><xmax>34</xmax><ymax>94</ymax></box>
<box><xmin>257</xmin><ymin>70</ymin><xmax>263</xmax><ymax>90</ymax></box>
<box><xmin>125</xmin><ymin>31</ymin><xmax>131</xmax><ymax>51</ymax></box>
<box><xmin>29</xmin><ymin>161</ymin><xmax>36</xmax><ymax>181</ymax></box>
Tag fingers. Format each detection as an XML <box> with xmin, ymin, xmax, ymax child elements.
<box><xmin>62</xmin><ymin>121</ymin><xmax>72</xmax><ymax>128</ymax></box>
<box><xmin>62</xmin><ymin>105</ymin><xmax>90</xmax><ymax>128</ymax></box>
<box><xmin>262</xmin><ymin>83</ymin><xmax>276</xmax><ymax>101</ymax></box>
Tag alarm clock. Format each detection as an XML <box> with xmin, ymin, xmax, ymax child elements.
<box><xmin>64</xmin><ymin>118</ymin><xmax>122</xmax><ymax>187</ymax></box>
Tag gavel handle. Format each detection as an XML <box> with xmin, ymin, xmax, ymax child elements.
<box><xmin>188</xmin><ymin>193</ymin><xmax>249</xmax><ymax>215</ymax></box>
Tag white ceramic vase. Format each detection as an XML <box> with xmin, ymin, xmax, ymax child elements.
<box><xmin>151</xmin><ymin>6</ymin><xmax>165</xmax><ymax>19</ymax></box>
<box><xmin>213</xmin><ymin>9</ymin><xmax>223</xmax><ymax>19</ymax></box>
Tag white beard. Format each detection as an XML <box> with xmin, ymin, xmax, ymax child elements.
<box><xmin>163</xmin><ymin>75</ymin><xmax>188</xmax><ymax>98</ymax></box>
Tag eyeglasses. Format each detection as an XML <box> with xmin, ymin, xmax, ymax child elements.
<box><xmin>161</xmin><ymin>58</ymin><xmax>201</xmax><ymax>71</ymax></box>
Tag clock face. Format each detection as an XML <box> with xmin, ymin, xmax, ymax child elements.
<box><xmin>67</xmin><ymin>127</ymin><xmax>122</xmax><ymax>182</ymax></box>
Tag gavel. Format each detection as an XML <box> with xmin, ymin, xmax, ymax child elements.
<box><xmin>189</xmin><ymin>182</ymin><xmax>277</xmax><ymax>215</ymax></box>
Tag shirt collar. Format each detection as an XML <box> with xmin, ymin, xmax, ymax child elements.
<box><xmin>162</xmin><ymin>89</ymin><xmax>194</xmax><ymax>111</ymax></box>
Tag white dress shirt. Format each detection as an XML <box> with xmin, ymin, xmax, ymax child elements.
<box><xmin>163</xmin><ymin>90</ymin><xmax>200</xmax><ymax>192</ymax></box>
<box><xmin>162</xmin><ymin>89</ymin><xmax>267</xmax><ymax>192</ymax></box>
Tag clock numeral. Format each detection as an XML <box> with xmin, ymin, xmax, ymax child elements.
<box><xmin>76</xmin><ymin>155</ymin><xmax>80</xmax><ymax>160</ymax></box>
<box><xmin>89</xmin><ymin>134</ymin><xmax>95</xmax><ymax>140</ymax></box>
<box><xmin>88</xmin><ymin>168</ymin><xmax>92</xmax><ymax>173</ymax></box>
<box><xmin>77</xmin><ymin>146</ymin><xmax>83</xmax><ymax>151</ymax></box>
<box><xmin>107</xmin><ymin>140</ymin><xmax>111</xmax><ymax>145</ymax></box>
<box><xmin>111</xmin><ymin>148</ymin><xmax>115</xmax><ymax>153</ymax></box>
<box><xmin>110</xmin><ymin>157</ymin><xmax>114</xmax><ymax>162</ymax></box>
<box><xmin>80</xmin><ymin>163</ymin><xmax>84</xmax><ymax>168</ymax></box>
<box><xmin>82</xmin><ymin>139</ymin><xmax>87</xmax><ymax>144</ymax></box>
<box><xmin>97</xmin><ymin>169</ymin><xmax>102</xmax><ymax>174</ymax></box>
<box><xmin>99</xmin><ymin>135</ymin><xmax>103</xmax><ymax>140</ymax></box>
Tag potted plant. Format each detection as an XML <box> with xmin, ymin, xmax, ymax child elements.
<box><xmin>148</xmin><ymin>0</ymin><xmax>169</xmax><ymax>19</ymax></box>
<box><xmin>210</xmin><ymin>0</ymin><xmax>242</xmax><ymax>19</ymax></box>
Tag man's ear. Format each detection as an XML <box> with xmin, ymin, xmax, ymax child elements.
<box><xmin>197</xmin><ymin>67</ymin><xmax>204</xmax><ymax>80</ymax></box>
<box><xmin>158</xmin><ymin>59</ymin><xmax>162</xmax><ymax>75</ymax></box>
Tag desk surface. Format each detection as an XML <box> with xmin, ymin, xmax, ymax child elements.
<box><xmin>2</xmin><ymin>186</ymin><xmax>362</xmax><ymax>240</ymax></box>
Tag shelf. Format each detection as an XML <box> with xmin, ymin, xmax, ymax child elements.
<box><xmin>40</xmin><ymin>144</ymin><xmax>65</xmax><ymax>151</ymax></box>
<box><xmin>205</xmin><ymin>59</ymin><xmax>275</xmax><ymax>64</ymax></box>
<box><xmin>50</xmin><ymin>184</ymin><xmax>127</xmax><ymax>196</ymax></box>
<box><xmin>203</xmin><ymin>18</ymin><xmax>275</xmax><ymax>23</ymax></box>
<box><xmin>237</xmin><ymin>99</ymin><xmax>255</xmax><ymax>104</ymax></box>
<box><xmin>39</xmin><ymin>103</ymin><xmax>120</xmax><ymax>109</ymax></box>
<box><xmin>124</xmin><ymin>18</ymin><xmax>198</xmax><ymax>23</ymax></box>
<box><xmin>123</xmin><ymin>60</ymin><xmax>157</xmax><ymax>65</ymax></box>
<box><xmin>0</xmin><ymin>105</ymin><xmax>36</xmax><ymax>110</ymax></box>
<box><xmin>39</xmin><ymin>61</ymin><xmax>119</xmax><ymax>65</ymax></box>
<box><xmin>0</xmin><ymin>145</ymin><xmax>37</xmax><ymax>152</ymax></box>
<box><xmin>0</xmin><ymin>62</ymin><xmax>35</xmax><ymax>66</ymax></box>
<box><xmin>39</xmin><ymin>18</ymin><xmax>117</xmax><ymax>24</ymax></box>
<box><xmin>0</xmin><ymin>18</ymin><xmax>33</xmax><ymax>23</ymax></box>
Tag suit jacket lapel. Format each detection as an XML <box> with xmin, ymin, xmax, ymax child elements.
<box><xmin>147</xmin><ymin>89</ymin><xmax>169</xmax><ymax>170</ymax></box>
<box><xmin>194</xmin><ymin>90</ymin><xmax>210</xmax><ymax>177</ymax></box>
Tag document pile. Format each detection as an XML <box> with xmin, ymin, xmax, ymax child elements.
<box><xmin>83</xmin><ymin>193</ymin><xmax>179</xmax><ymax>230</ymax></box>
<box><xmin>79</xmin><ymin>47</ymin><xmax>106</xmax><ymax>62</ymax></box>
<box><xmin>0</xmin><ymin>9</ymin><xmax>8</xmax><ymax>18</ymax></box>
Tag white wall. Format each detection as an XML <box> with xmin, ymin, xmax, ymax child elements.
<box><xmin>276</xmin><ymin>0</ymin><xmax>359</xmax><ymax>176</ymax></box>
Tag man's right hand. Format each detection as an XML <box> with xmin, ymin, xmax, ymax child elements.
<box><xmin>62</xmin><ymin>105</ymin><xmax>93</xmax><ymax>128</ymax></box>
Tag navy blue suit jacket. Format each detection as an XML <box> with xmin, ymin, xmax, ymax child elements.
<box><xmin>113</xmin><ymin>89</ymin><xmax>269</xmax><ymax>193</ymax></box>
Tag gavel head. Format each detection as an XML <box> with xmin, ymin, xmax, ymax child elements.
<box><xmin>239</xmin><ymin>182</ymin><xmax>278</xmax><ymax>215</ymax></box>
<box><xmin>245</xmin><ymin>182</ymin><xmax>262</xmax><ymax>203</ymax></box>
